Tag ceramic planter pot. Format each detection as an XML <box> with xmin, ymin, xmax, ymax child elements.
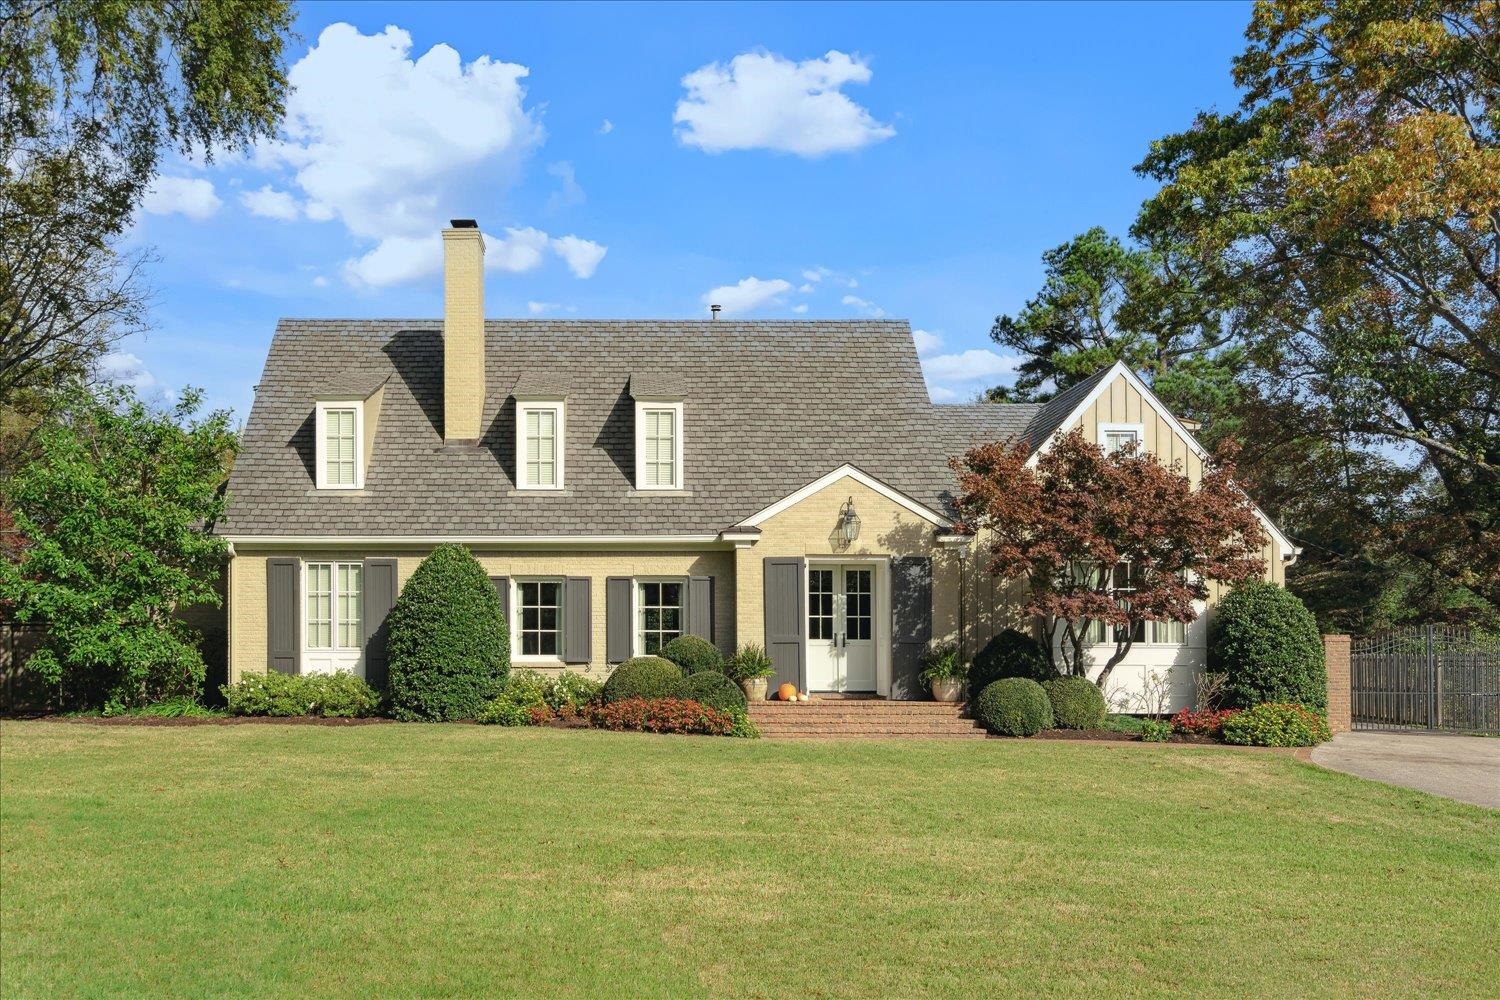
<box><xmin>930</xmin><ymin>677</ymin><xmax>963</xmax><ymax>703</ymax></box>
<box><xmin>741</xmin><ymin>677</ymin><xmax>770</xmax><ymax>702</ymax></box>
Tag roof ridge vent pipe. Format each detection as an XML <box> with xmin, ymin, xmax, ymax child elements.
<box><xmin>710</xmin><ymin>303</ymin><xmax>721</xmax><ymax>321</ymax></box>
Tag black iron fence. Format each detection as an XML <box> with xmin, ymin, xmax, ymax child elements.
<box><xmin>1352</xmin><ymin>625</ymin><xmax>1500</xmax><ymax>734</ymax></box>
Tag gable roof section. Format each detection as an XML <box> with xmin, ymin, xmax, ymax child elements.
<box><xmin>1020</xmin><ymin>365</ymin><xmax>1115</xmax><ymax>450</ymax></box>
<box><xmin>226</xmin><ymin>319</ymin><xmax>963</xmax><ymax>538</ymax></box>
<box><xmin>740</xmin><ymin>464</ymin><xmax>952</xmax><ymax>528</ymax></box>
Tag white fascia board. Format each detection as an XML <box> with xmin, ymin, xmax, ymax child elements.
<box><xmin>1026</xmin><ymin>362</ymin><xmax>1297</xmax><ymax>556</ymax></box>
<box><xmin>740</xmin><ymin>463</ymin><xmax>952</xmax><ymax>528</ymax></box>
<box><xmin>223</xmin><ymin>534</ymin><xmax>726</xmax><ymax>551</ymax></box>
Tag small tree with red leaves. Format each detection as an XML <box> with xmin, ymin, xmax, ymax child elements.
<box><xmin>951</xmin><ymin>428</ymin><xmax>1268</xmax><ymax>687</ymax></box>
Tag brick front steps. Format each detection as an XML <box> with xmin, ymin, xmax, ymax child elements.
<box><xmin>748</xmin><ymin>699</ymin><xmax>987</xmax><ymax>739</ymax></box>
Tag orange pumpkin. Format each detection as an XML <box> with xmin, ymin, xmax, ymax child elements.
<box><xmin>778</xmin><ymin>682</ymin><xmax>798</xmax><ymax>701</ymax></box>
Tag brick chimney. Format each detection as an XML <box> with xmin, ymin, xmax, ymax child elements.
<box><xmin>442</xmin><ymin>219</ymin><xmax>485</xmax><ymax>441</ymax></box>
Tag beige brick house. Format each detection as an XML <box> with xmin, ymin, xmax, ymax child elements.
<box><xmin>221</xmin><ymin>220</ymin><xmax>1296</xmax><ymax>710</ymax></box>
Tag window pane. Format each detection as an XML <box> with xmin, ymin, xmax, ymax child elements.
<box><xmin>324</xmin><ymin>409</ymin><xmax>357</xmax><ymax>486</ymax></box>
<box><xmin>306</xmin><ymin>564</ymin><xmax>332</xmax><ymax>649</ymax></box>
<box><xmin>518</xmin><ymin>579</ymin><xmax>563</xmax><ymax>658</ymax></box>
<box><xmin>637</xmin><ymin>578</ymin><xmax>684</xmax><ymax>654</ymax></box>
<box><xmin>338</xmin><ymin>563</ymin><xmax>362</xmax><ymax>649</ymax></box>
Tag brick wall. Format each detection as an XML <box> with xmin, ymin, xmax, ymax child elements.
<box><xmin>1323</xmin><ymin>633</ymin><xmax>1351</xmax><ymax>733</ymax></box>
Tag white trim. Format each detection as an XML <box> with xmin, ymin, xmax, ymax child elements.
<box><xmin>741</xmin><ymin>464</ymin><xmax>953</xmax><ymax>529</ymax></box>
<box><xmin>223</xmin><ymin>534</ymin><xmax>723</xmax><ymax>550</ymax></box>
<box><xmin>804</xmin><ymin>556</ymin><xmax>891</xmax><ymax>696</ymax></box>
<box><xmin>510</xmin><ymin>576</ymin><xmax>566</xmax><ymax>664</ymax></box>
<box><xmin>515</xmin><ymin>399</ymin><xmax>566</xmax><ymax>491</ymax></box>
<box><xmin>1028</xmin><ymin>362</ymin><xmax>1297</xmax><ymax>556</ymax></box>
<box><xmin>718</xmin><ymin>530</ymin><xmax>761</xmax><ymax>548</ymax></box>
<box><xmin>935</xmin><ymin>533</ymin><xmax>971</xmax><ymax>547</ymax></box>
<box><xmin>314</xmin><ymin>400</ymin><xmax>364</xmax><ymax>490</ymax></box>
<box><xmin>1098</xmin><ymin>421</ymin><xmax>1145</xmax><ymax>454</ymax></box>
<box><xmin>634</xmin><ymin>400</ymin><xmax>685</xmax><ymax>491</ymax></box>
<box><xmin>300</xmin><ymin>558</ymin><xmax>364</xmax><ymax>675</ymax></box>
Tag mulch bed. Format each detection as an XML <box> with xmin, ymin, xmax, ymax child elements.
<box><xmin>1034</xmin><ymin>728</ymin><xmax>1218</xmax><ymax>745</ymax></box>
<box><xmin>39</xmin><ymin>715</ymin><xmax>392</xmax><ymax>727</ymax></box>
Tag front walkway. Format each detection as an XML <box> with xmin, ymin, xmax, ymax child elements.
<box><xmin>1311</xmin><ymin>731</ymin><xmax>1499</xmax><ymax>809</ymax></box>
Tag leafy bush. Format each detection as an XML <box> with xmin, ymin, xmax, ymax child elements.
<box><xmin>973</xmin><ymin>678</ymin><xmax>1052</xmax><ymax>737</ymax></box>
<box><xmin>1210</xmin><ymin>581</ymin><xmax>1326</xmax><ymax>710</ymax></box>
<box><xmin>548</xmin><ymin>671</ymin><xmax>603</xmax><ymax>711</ymax></box>
<box><xmin>1139</xmin><ymin>719</ymin><xmax>1174</xmax><ymax>742</ymax></box>
<box><xmin>1221</xmin><ymin>702</ymin><xmax>1331</xmax><ymax>747</ymax></box>
<box><xmin>1042</xmin><ymin>676</ymin><xmax>1107</xmax><ymax>729</ymax></box>
<box><xmin>586</xmin><ymin>697</ymin><xmax>733</xmax><ymax>735</ymax></box>
<box><xmin>681</xmin><ymin>670</ymin><xmax>747</xmax><ymax>714</ymax></box>
<box><xmin>660</xmin><ymin>635</ymin><xmax>724</xmax><ymax>675</ymax></box>
<box><xmin>1171</xmin><ymin>708</ymin><xmax>1241</xmax><ymax>738</ymax></box>
<box><xmin>126</xmin><ymin>696</ymin><xmax>222</xmax><ymax>719</ymax></box>
<box><xmin>724</xmin><ymin>643</ymin><xmax>775</xmax><ymax>682</ymax></box>
<box><xmin>386</xmin><ymin>544</ymin><xmax>509</xmax><ymax>721</ymax></box>
<box><xmin>918</xmin><ymin>643</ymin><xmax>967</xmax><ymax>684</ymax></box>
<box><xmin>222</xmin><ymin>671</ymin><xmax>381</xmax><ymax>718</ymax></box>
<box><xmin>970</xmin><ymin>628</ymin><xmax>1054</xmax><ymax>701</ymax></box>
<box><xmin>476</xmin><ymin>682</ymin><xmax>548</xmax><ymax>726</ymax></box>
<box><xmin>1105</xmin><ymin>713</ymin><xmax>1145</xmax><ymax>736</ymax></box>
<box><xmin>601</xmin><ymin>656</ymin><xmax>685</xmax><ymax>703</ymax></box>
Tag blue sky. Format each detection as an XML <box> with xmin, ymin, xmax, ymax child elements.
<box><xmin>118</xmin><ymin>1</ymin><xmax>1252</xmax><ymax>420</ymax></box>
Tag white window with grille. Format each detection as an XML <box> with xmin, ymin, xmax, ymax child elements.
<box><xmin>636</xmin><ymin>579</ymin><xmax>685</xmax><ymax>656</ymax></box>
<box><xmin>1099</xmin><ymin>422</ymin><xmax>1144</xmax><ymax>456</ymax></box>
<box><xmin>516</xmin><ymin>401</ymin><xmax>565</xmax><ymax>490</ymax></box>
<box><xmin>634</xmin><ymin>400</ymin><xmax>684</xmax><ymax>490</ymax></box>
<box><xmin>315</xmin><ymin>401</ymin><xmax>364</xmax><ymax>489</ymax></box>
<box><xmin>303</xmin><ymin>560</ymin><xmax>364</xmax><ymax>674</ymax></box>
<box><xmin>513</xmin><ymin>579</ymin><xmax>564</xmax><ymax>661</ymax></box>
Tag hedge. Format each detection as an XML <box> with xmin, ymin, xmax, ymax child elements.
<box><xmin>1210</xmin><ymin>582</ymin><xmax>1326</xmax><ymax>710</ymax></box>
<box><xmin>1042</xmin><ymin>676</ymin><xmax>1106</xmax><ymax>729</ymax></box>
<box><xmin>660</xmin><ymin>635</ymin><xmax>724</xmax><ymax>675</ymax></box>
<box><xmin>970</xmin><ymin>628</ymin><xmax>1054</xmax><ymax>700</ymax></box>
<box><xmin>601</xmin><ymin>656</ymin><xmax>685</xmax><ymax>703</ymax></box>
<box><xmin>974</xmin><ymin>677</ymin><xmax>1052</xmax><ymax>737</ymax></box>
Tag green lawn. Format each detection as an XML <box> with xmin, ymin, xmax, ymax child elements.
<box><xmin>2</xmin><ymin>723</ymin><xmax>1496</xmax><ymax>998</ymax></box>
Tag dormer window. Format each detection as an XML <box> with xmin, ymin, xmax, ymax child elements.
<box><xmin>315</xmin><ymin>400</ymin><xmax>364</xmax><ymax>490</ymax></box>
<box><xmin>516</xmin><ymin>400</ymin><xmax>565</xmax><ymax>490</ymax></box>
<box><xmin>1099</xmin><ymin>422</ymin><xmax>1144</xmax><ymax>456</ymax></box>
<box><xmin>635</xmin><ymin>401</ymin><xmax>683</xmax><ymax>490</ymax></box>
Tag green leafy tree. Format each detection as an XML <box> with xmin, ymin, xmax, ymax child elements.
<box><xmin>0</xmin><ymin>383</ymin><xmax>236</xmax><ymax>710</ymax></box>
<box><xmin>1135</xmin><ymin>0</ymin><xmax>1499</xmax><ymax>605</ymax></box>
<box><xmin>0</xmin><ymin>0</ymin><xmax>295</xmax><ymax>405</ymax></box>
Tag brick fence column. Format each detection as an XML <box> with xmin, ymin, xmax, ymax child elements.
<box><xmin>1323</xmin><ymin>634</ymin><xmax>1351</xmax><ymax>733</ymax></box>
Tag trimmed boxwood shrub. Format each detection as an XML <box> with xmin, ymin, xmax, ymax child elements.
<box><xmin>1210</xmin><ymin>582</ymin><xmax>1326</xmax><ymax>710</ymax></box>
<box><xmin>601</xmin><ymin>656</ymin><xmax>685</xmax><ymax>703</ymax></box>
<box><xmin>1042</xmin><ymin>676</ymin><xmax>1107</xmax><ymax>730</ymax></box>
<box><xmin>974</xmin><ymin>677</ymin><xmax>1052</xmax><ymax>737</ymax></box>
<box><xmin>681</xmin><ymin>670</ymin><xmax>747</xmax><ymax>714</ymax></box>
<box><xmin>222</xmin><ymin>671</ymin><xmax>380</xmax><ymax>718</ymax></box>
<box><xmin>385</xmin><ymin>544</ymin><xmax>509</xmax><ymax>721</ymax></box>
<box><xmin>1221</xmin><ymin>702</ymin><xmax>1331</xmax><ymax>747</ymax></box>
<box><xmin>660</xmin><ymin>635</ymin><xmax>724</xmax><ymax>675</ymax></box>
<box><xmin>969</xmin><ymin>628</ymin><xmax>1054</xmax><ymax>699</ymax></box>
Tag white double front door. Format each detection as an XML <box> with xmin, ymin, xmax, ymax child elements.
<box><xmin>806</xmin><ymin>564</ymin><xmax>876</xmax><ymax>692</ymax></box>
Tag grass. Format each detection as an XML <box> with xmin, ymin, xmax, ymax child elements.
<box><xmin>2</xmin><ymin>723</ymin><xmax>1496</xmax><ymax>998</ymax></box>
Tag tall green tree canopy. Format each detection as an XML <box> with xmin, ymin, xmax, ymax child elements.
<box><xmin>0</xmin><ymin>0</ymin><xmax>295</xmax><ymax>405</ymax></box>
<box><xmin>0</xmin><ymin>384</ymin><xmax>237</xmax><ymax>710</ymax></box>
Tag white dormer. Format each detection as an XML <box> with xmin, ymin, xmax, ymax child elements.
<box><xmin>630</xmin><ymin>373</ymin><xmax>685</xmax><ymax>491</ymax></box>
<box><xmin>511</xmin><ymin>374</ymin><xmax>568</xmax><ymax>491</ymax></box>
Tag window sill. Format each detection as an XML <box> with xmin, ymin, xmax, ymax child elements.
<box><xmin>513</xmin><ymin>655</ymin><xmax>566</xmax><ymax>665</ymax></box>
<box><xmin>630</xmin><ymin>489</ymin><xmax>693</xmax><ymax>497</ymax></box>
<box><xmin>507</xmin><ymin>488</ymin><xmax>575</xmax><ymax>497</ymax></box>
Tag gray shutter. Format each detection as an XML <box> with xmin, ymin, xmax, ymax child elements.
<box><xmin>490</xmin><ymin>576</ymin><xmax>509</xmax><ymax>623</ymax></box>
<box><xmin>687</xmin><ymin>576</ymin><xmax>714</xmax><ymax>644</ymax></box>
<box><xmin>563</xmin><ymin>577</ymin><xmax>591</xmax><ymax>664</ymax></box>
<box><xmin>266</xmin><ymin>557</ymin><xmax>300</xmax><ymax>675</ymax></box>
<box><xmin>891</xmin><ymin>556</ymin><xmax>932</xmax><ymax>700</ymax></box>
<box><xmin>605</xmin><ymin>577</ymin><xmax>632</xmax><ymax>663</ymax></box>
<box><xmin>763</xmin><ymin>558</ymin><xmax>805</xmax><ymax>692</ymax></box>
<box><xmin>362</xmin><ymin>558</ymin><xmax>398</xmax><ymax>690</ymax></box>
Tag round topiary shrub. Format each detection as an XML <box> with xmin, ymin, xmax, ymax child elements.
<box><xmin>681</xmin><ymin>670</ymin><xmax>747</xmax><ymax>714</ymax></box>
<box><xmin>974</xmin><ymin>677</ymin><xmax>1052</xmax><ymax>737</ymax></box>
<box><xmin>1042</xmin><ymin>676</ymin><xmax>1107</xmax><ymax>729</ymax></box>
<box><xmin>970</xmin><ymin>628</ymin><xmax>1054</xmax><ymax>700</ymax></box>
<box><xmin>660</xmin><ymin>635</ymin><xmax>724</xmax><ymax>675</ymax></box>
<box><xmin>601</xmin><ymin>656</ymin><xmax>685</xmax><ymax>703</ymax></box>
<box><xmin>1210</xmin><ymin>581</ymin><xmax>1326</xmax><ymax>710</ymax></box>
<box><xmin>385</xmin><ymin>544</ymin><xmax>509</xmax><ymax>721</ymax></box>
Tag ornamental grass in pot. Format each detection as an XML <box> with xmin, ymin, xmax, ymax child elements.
<box><xmin>726</xmin><ymin>643</ymin><xmax>775</xmax><ymax>701</ymax></box>
<box><xmin>919</xmin><ymin>642</ymin><xmax>967</xmax><ymax>703</ymax></box>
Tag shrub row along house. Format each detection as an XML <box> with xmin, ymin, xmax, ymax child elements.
<box><xmin>221</xmin><ymin>220</ymin><xmax>1297</xmax><ymax>712</ymax></box>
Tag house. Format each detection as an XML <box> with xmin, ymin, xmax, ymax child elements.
<box><xmin>221</xmin><ymin>220</ymin><xmax>1296</xmax><ymax>711</ymax></box>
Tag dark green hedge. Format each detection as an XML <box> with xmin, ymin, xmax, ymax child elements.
<box><xmin>1042</xmin><ymin>676</ymin><xmax>1107</xmax><ymax>729</ymax></box>
<box><xmin>970</xmin><ymin>628</ymin><xmax>1054</xmax><ymax>701</ymax></box>
<box><xmin>385</xmin><ymin>544</ymin><xmax>509</xmax><ymax>721</ymax></box>
<box><xmin>681</xmin><ymin>670</ymin><xmax>747</xmax><ymax>714</ymax></box>
<box><xmin>974</xmin><ymin>677</ymin><xmax>1052</xmax><ymax>737</ymax></box>
<box><xmin>601</xmin><ymin>656</ymin><xmax>685</xmax><ymax>703</ymax></box>
<box><xmin>1210</xmin><ymin>582</ymin><xmax>1326</xmax><ymax>710</ymax></box>
<box><xmin>660</xmin><ymin>635</ymin><xmax>724</xmax><ymax>675</ymax></box>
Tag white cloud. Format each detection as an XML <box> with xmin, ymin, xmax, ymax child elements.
<box><xmin>266</xmin><ymin>23</ymin><xmax>543</xmax><ymax>241</ymax></box>
<box><xmin>802</xmin><ymin>267</ymin><xmax>829</xmax><ymax>283</ymax></box>
<box><xmin>927</xmin><ymin>384</ymin><xmax>959</xmax><ymax>403</ymax></box>
<box><xmin>141</xmin><ymin>176</ymin><xmax>221</xmax><ymax>219</ymax></box>
<box><xmin>304</xmin><ymin>201</ymin><xmax>335</xmax><ymax>222</ymax></box>
<box><xmin>598</xmin><ymin>119</ymin><xmax>614</xmax><ymax>134</ymax></box>
<box><xmin>240</xmin><ymin>185</ymin><xmax>300</xmax><ymax>221</ymax></box>
<box><xmin>527</xmin><ymin>300</ymin><xmax>559</xmax><ymax>315</ymax></box>
<box><xmin>791</xmin><ymin>303</ymin><xmax>809</xmax><ymax>314</ymax></box>
<box><xmin>675</xmin><ymin>50</ymin><xmax>895</xmax><ymax>157</ymax></box>
<box><xmin>797</xmin><ymin>283</ymin><xmax>815</xmax><ymax>294</ymax></box>
<box><xmin>912</xmin><ymin>328</ymin><xmax>942</xmax><ymax>355</ymax></box>
<box><xmin>703</xmin><ymin>276</ymin><xmax>793</xmax><ymax>315</ymax></box>
<box><xmin>842</xmin><ymin>294</ymin><xmax>886</xmax><ymax>318</ymax></box>
<box><xmin>485</xmin><ymin>227</ymin><xmax>551</xmax><ymax>273</ymax></box>
<box><xmin>312</xmin><ymin>275</ymin><xmax>329</xmax><ymax>288</ymax></box>
<box><xmin>342</xmin><ymin>234</ymin><xmax>441</xmax><ymax>287</ymax></box>
<box><xmin>546</xmin><ymin>161</ymin><xmax>585</xmax><ymax>211</ymax></box>
<box><xmin>921</xmin><ymin>349</ymin><xmax>1018</xmax><ymax>383</ymax></box>
<box><xmin>98</xmin><ymin>352</ymin><xmax>174</xmax><ymax>400</ymax></box>
<box><xmin>550</xmin><ymin>234</ymin><xmax>607</xmax><ymax>278</ymax></box>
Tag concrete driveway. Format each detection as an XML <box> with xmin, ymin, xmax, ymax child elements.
<box><xmin>1311</xmin><ymin>731</ymin><xmax>1499</xmax><ymax>809</ymax></box>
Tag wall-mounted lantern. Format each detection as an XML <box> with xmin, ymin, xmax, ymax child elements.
<box><xmin>838</xmin><ymin>497</ymin><xmax>861</xmax><ymax>544</ymax></box>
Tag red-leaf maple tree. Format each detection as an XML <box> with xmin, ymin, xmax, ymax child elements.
<box><xmin>951</xmin><ymin>428</ymin><xmax>1268</xmax><ymax>686</ymax></box>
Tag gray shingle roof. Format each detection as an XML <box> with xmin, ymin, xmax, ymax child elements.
<box><xmin>509</xmin><ymin>372</ymin><xmax>570</xmax><ymax>398</ymax></box>
<box><xmin>1020</xmin><ymin>365</ymin><xmax>1114</xmax><ymax>450</ymax></box>
<box><xmin>629</xmin><ymin>371</ymin><xmax>688</xmax><ymax>399</ymax></box>
<box><xmin>223</xmin><ymin>319</ymin><xmax>1062</xmax><ymax>538</ymax></box>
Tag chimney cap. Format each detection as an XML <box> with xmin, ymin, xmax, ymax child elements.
<box><xmin>449</xmin><ymin>218</ymin><xmax>478</xmax><ymax>229</ymax></box>
<box><xmin>710</xmin><ymin>303</ymin><xmax>721</xmax><ymax>319</ymax></box>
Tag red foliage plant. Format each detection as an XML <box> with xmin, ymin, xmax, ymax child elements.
<box><xmin>585</xmin><ymin>697</ymin><xmax>733</xmax><ymax>735</ymax></box>
<box><xmin>1171</xmin><ymin>708</ymin><xmax>1241</xmax><ymax>737</ymax></box>
<box><xmin>951</xmin><ymin>428</ymin><xmax>1268</xmax><ymax>687</ymax></box>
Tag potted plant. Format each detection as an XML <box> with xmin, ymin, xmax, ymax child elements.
<box><xmin>726</xmin><ymin>643</ymin><xmax>775</xmax><ymax>701</ymax></box>
<box><xmin>919</xmin><ymin>643</ymin><xmax>967</xmax><ymax>703</ymax></box>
